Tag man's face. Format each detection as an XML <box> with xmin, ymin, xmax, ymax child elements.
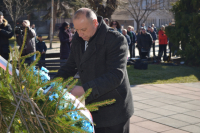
<box><xmin>73</xmin><ymin>15</ymin><xmax>97</xmax><ymax>41</ymax></box>
<box><xmin>127</xmin><ymin>27</ymin><xmax>131</xmax><ymax>32</ymax></box>
<box><xmin>38</xmin><ymin>37</ymin><xmax>42</xmax><ymax>41</ymax></box>
<box><xmin>32</xmin><ymin>25</ymin><xmax>35</xmax><ymax>28</ymax></box>
<box><xmin>142</xmin><ymin>29</ymin><xmax>146</xmax><ymax>34</ymax></box>
<box><xmin>151</xmin><ymin>28</ymin><xmax>154</xmax><ymax>32</ymax></box>
<box><xmin>122</xmin><ymin>30</ymin><xmax>126</xmax><ymax>35</ymax></box>
<box><xmin>0</xmin><ymin>15</ymin><xmax>4</xmax><ymax>23</ymax></box>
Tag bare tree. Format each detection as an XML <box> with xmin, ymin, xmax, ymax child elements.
<box><xmin>87</xmin><ymin>0</ymin><xmax>119</xmax><ymax>19</ymax></box>
<box><xmin>3</xmin><ymin>0</ymin><xmax>32</xmax><ymax>33</ymax></box>
<box><xmin>119</xmin><ymin>0</ymin><xmax>171</xmax><ymax>32</ymax></box>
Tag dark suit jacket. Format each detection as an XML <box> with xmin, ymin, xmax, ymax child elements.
<box><xmin>54</xmin><ymin>16</ymin><xmax>134</xmax><ymax>128</ymax></box>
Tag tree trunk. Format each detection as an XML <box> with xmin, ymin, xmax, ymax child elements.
<box><xmin>136</xmin><ymin>20</ymin><xmax>140</xmax><ymax>34</ymax></box>
<box><xmin>47</xmin><ymin>1</ymin><xmax>57</xmax><ymax>39</ymax></box>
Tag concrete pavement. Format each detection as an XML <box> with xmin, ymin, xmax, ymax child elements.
<box><xmin>130</xmin><ymin>82</ymin><xmax>200</xmax><ymax>133</ymax></box>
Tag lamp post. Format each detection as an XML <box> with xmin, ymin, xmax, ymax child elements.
<box><xmin>50</xmin><ymin>0</ymin><xmax>54</xmax><ymax>48</ymax></box>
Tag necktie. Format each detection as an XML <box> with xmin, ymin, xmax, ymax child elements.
<box><xmin>85</xmin><ymin>41</ymin><xmax>88</xmax><ymax>51</ymax></box>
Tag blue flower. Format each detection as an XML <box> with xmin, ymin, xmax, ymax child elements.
<box><xmin>41</xmin><ymin>67</ymin><xmax>49</xmax><ymax>73</ymax></box>
<box><xmin>49</xmin><ymin>93</ymin><xmax>59</xmax><ymax>101</ymax></box>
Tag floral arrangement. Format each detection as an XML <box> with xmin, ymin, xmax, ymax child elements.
<box><xmin>33</xmin><ymin>66</ymin><xmax>94</xmax><ymax>132</ymax></box>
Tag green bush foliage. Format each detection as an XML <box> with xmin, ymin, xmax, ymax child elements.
<box><xmin>165</xmin><ymin>0</ymin><xmax>200</xmax><ymax>66</ymax></box>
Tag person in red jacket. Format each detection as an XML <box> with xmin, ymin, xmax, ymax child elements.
<box><xmin>158</xmin><ymin>25</ymin><xmax>168</xmax><ymax>61</ymax></box>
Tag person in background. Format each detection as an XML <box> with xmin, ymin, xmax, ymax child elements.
<box><xmin>31</xmin><ymin>24</ymin><xmax>37</xmax><ymax>35</ymax></box>
<box><xmin>158</xmin><ymin>25</ymin><xmax>168</xmax><ymax>62</ymax></box>
<box><xmin>103</xmin><ymin>18</ymin><xmax>109</xmax><ymax>26</ymax></box>
<box><xmin>131</xmin><ymin>26</ymin><xmax>137</xmax><ymax>57</ymax></box>
<box><xmin>149</xmin><ymin>27</ymin><xmax>157</xmax><ymax>57</ymax></box>
<box><xmin>36</xmin><ymin>35</ymin><xmax>47</xmax><ymax>61</ymax></box>
<box><xmin>31</xmin><ymin>24</ymin><xmax>37</xmax><ymax>43</ymax></box>
<box><xmin>0</xmin><ymin>11</ymin><xmax>13</xmax><ymax>60</ymax></box>
<box><xmin>136</xmin><ymin>27</ymin><xmax>143</xmax><ymax>57</ymax></box>
<box><xmin>147</xmin><ymin>26</ymin><xmax>151</xmax><ymax>33</ymax></box>
<box><xmin>58</xmin><ymin>22</ymin><xmax>72</xmax><ymax>60</ymax></box>
<box><xmin>71</xmin><ymin>27</ymin><xmax>76</xmax><ymax>37</ymax></box>
<box><xmin>152</xmin><ymin>24</ymin><xmax>157</xmax><ymax>33</ymax></box>
<box><xmin>137</xmin><ymin>27</ymin><xmax>153</xmax><ymax>59</ymax></box>
<box><xmin>141</xmin><ymin>23</ymin><xmax>146</xmax><ymax>30</ymax></box>
<box><xmin>122</xmin><ymin>29</ymin><xmax>131</xmax><ymax>46</ymax></box>
<box><xmin>16</xmin><ymin>20</ymin><xmax>36</xmax><ymax>61</ymax></box>
<box><xmin>110</xmin><ymin>20</ymin><xmax>122</xmax><ymax>33</ymax></box>
<box><xmin>127</xmin><ymin>26</ymin><xmax>134</xmax><ymax>58</ymax></box>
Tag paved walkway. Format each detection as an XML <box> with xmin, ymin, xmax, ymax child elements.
<box><xmin>130</xmin><ymin>82</ymin><xmax>200</xmax><ymax>133</ymax></box>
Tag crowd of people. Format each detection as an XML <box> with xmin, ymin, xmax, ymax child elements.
<box><xmin>0</xmin><ymin>9</ymin><xmax>171</xmax><ymax>63</ymax></box>
<box><xmin>101</xmin><ymin>19</ymin><xmax>172</xmax><ymax>62</ymax></box>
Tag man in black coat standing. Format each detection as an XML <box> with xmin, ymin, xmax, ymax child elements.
<box><xmin>54</xmin><ymin>8</ymin><xmax>134</xmax><ymax>133</ymax></box>
<box><xmin>137</xmin><ymin>27</ymin><xmax>153</xmax><ymax>59</ymax></box>
<box><xmin>0</xmin><ymin>11</ymin><xmax>13</xmax><ymax>60</ymax></box>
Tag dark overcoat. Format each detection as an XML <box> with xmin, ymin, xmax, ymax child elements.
<box><xmin>54</xmin><ymin>17</ymin><xmax>134</xmax><ymax>128</ymax></box>
<box><xmin>59</xmin><ymin>29</ymin><xmax>70</xmax><ymax>59</ymax></box>
<box><xmin>0</xmin><ymin>18</ymin><xmax>13</xmax><ymax>60</ymax></box>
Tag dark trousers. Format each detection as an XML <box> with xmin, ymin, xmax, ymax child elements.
<box><xmin>95</xmin><ymin>119</ymin><xmax>130</xmax><ymax>133</ymax></box>
<box><xmin>40</xmin><ymin>54</ymin><xmax>46</xmax><ymax>60</ymax></box>
<box><xmin>158</xmin><ymin>45</ymin><xmax>167</xmax><ymax>60</ymax></box>
<box><xmin>39</xmin><ymin>54</ymin><xmax>46</xmax><ymax>68</ymax></box>
<box><xmin>1</xmin><ymin>53</ymin><xmax>9</xmax><ymax>60</ymax></box>
<box><xmin>129</xmin><ymin>43</ymin><xmax>135</xmax><ymax>58</ymax></box>
<box><xmin>152</xmin><ymin>42</ymin><xmax>156</xmax><ymax>57</ymax></box>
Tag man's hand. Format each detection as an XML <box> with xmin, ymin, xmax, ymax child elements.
<box><xmin>70</xmin><ymin>86</ymin><xmax>85</xmax><ymax>97</ymax></box>
<box><xmin>153</xmin><ymin>40</ymin><xmax>155</xmax><ymax>43</ymax></box>
<box><xmin>42</xmin><ymin>51</ymin><xmax>45</xmax><ymax>54</ymax></box>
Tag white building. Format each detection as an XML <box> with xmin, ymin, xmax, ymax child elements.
<box><xmin>111</xmin><ymin>0</ymin><xmax>177</xmax><ymax>31</ymax></box>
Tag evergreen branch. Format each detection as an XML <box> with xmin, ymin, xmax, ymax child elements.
<box><xmin>86</xmin><ymin>99</ymin><xmax>116</xmax><ymax>112</ymax></box>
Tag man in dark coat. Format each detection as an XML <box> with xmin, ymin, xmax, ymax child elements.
<box><xmin>137</xmin><ymin>27</ymin><xmax>153</xmax><ymax>59</ymax></box>
<box><xmin>36</xmin><ymin>35</ymin><xmax>47</xmax><ymax>60</ymax></box>
<box><xmin>58</xmin><ymin>22</ymin><xmax>71</xmax><ymax>59</ymax></box>
<box><xmin>127</xmin><ymin>26</ymin><xmax>135</xmax><ymax>58</ymax></box>
<box><xmin>54</xmin><ymin>8</ymin><xmax>134</xmax><ymax>133</ymax></box>
<box><xmin>0</xmin><ymin>11</ymin><xmax>13</xmax><ymax>60</ymax></box>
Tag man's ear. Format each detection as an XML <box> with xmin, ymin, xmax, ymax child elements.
<box><xmin>93</xmin><ymin>19</ymin><xmax>98</xmax><ymax>27</ymax></box>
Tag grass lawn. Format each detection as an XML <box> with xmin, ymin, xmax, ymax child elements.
<box><xmin>127</xmin><ymin>64</ymin><xmax>200</xmax><ymax>85</ymax></box>
<box><xmin>50</xmin><ymin>64</ymin><xmax>200</xmax><ymax>85</ymax></box>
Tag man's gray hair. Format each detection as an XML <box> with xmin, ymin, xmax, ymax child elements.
<box><xmin>73</xmin><ymin>8</ymin><xmax>97</xmax><ymax>22</ymax></box>
<box><xmin>123</xmin><ymin>29</ymin><xmax>127</xmax><ymax>32</ymax></box>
